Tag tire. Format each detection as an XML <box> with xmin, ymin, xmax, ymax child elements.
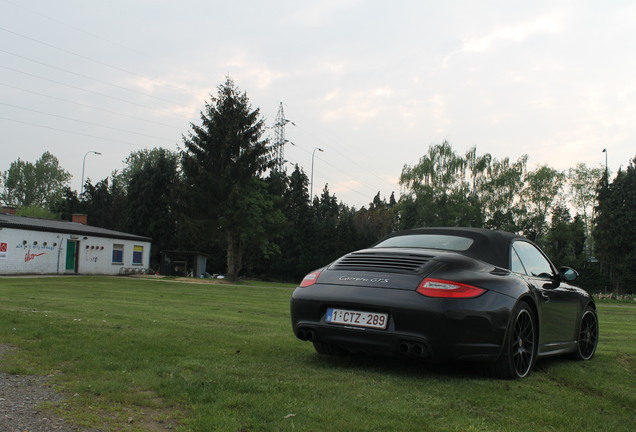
<box><xmin>572</xmin><ymin>306</ymin><xmax>598</xmax><ymax>361</ymax></box>
<box><xmin>489</xmin><ymin>302</ymin><xmax>537</xmax><ymax>379</ymax></box>
<box><xmin>313</xmin><ymin>342</ymin><xmax>345</xmax><ymax>356</ymax></box>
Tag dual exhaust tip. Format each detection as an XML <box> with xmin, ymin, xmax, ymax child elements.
<box><xmin>297</xmin><ymin>327</ymin><xmax>428</xmax><ymax>358</ymax></box>
<box><xmin>398</xmin><ymin>341</ymin><xmax>429</xmax><ymax>358</ymax></box>
<box><xmin>296</xmin><ymin>328</ymin><xmax>316</xmax><ymax>341</ymax></box>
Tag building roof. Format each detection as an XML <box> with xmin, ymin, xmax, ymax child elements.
<box><xmin>0</xmin><ymin>213</ymin><xmax>151</xmax><ymax>242</ymax></box>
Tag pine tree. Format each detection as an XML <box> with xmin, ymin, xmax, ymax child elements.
<box><xmin>181</xmin><ymin>77</ymin><xmax>276</xmax><ymax>279</ymax></box>
<box><xmin>594</xmin><ymin>157</ymin><xmax>636</xmax><ymax>293</ymax></box>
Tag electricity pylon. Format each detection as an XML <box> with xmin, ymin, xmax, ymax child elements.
<box><xmin>272</xmin><ymin>102</ymin><xmax>291</xmax><ymax>172</ymax></box>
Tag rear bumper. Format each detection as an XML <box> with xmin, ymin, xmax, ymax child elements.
<box><xmin>291</xmin><ymin>284</ymin><xmax>516</xmax><ymax>361</ymax></box>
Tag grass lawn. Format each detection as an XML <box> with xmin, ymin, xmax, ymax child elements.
<box><xmin>0</xmin><ymin>276</ymin><xmax>634</xmax><ymax>432</ymax></box>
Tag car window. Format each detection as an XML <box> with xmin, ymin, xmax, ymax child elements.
<box><xmin>374</xmin><ymin>234</ymin><xmax>474</xmax><ymax>251</ymax></box>
<box><xmin>511</xmin><ymin>241</ymin><xmax>554</xmax><ymax>278</ymax></box>
<box><xmin>510</xmin><ymin>247</ymin><xmax>526</xmax><ymax>274</ymax></box>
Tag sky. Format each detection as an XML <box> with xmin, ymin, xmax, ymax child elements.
<box><xmin>1</xmin><ymin>0</ymin><xmax>634</xmax><ymax>209</ymax></box>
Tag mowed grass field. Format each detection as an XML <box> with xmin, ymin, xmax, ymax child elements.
<box><xmin>0</xmin><ymin>276</ymin><xmax>634</xmax><ymax>432</ymax></box>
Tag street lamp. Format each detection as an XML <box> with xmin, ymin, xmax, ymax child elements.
<box><xmin>81</xmin><ymin>151</ymin><xmax>102</xmax><ymax>195</ymax></box>
<box><xmin>602</xmin><ymin>148</ymin><xmax>608</xmax><ymax>178</ymax></box>
<box><xmin>310</xmin><ymin>147</ymin><xmax>324</xmax><ymax>199</ymax></box>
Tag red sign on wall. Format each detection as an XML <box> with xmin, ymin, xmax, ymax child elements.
<box><xmin>0</xmin><ymin>242</ymin><xmax>7</xmax><ymax>261</ymax></box>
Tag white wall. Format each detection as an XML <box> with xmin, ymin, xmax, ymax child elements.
<box><xmin>0</xmin><ymin>227</ymin><xmax>151</xmax><ymax>275</ymax></box>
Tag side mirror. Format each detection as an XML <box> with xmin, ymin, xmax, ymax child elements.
<box><xmin>559</xmin><ymin>266</ymin><xmax>579</xmax><ymax>282</ymax></box>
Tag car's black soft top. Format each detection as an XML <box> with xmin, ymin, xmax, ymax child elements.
<box><xmin>374</xmin><ymin>227</ymin><xmax>528</xmax><ymax>270</ymax></box>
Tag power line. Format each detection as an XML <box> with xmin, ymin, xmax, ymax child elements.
<box><xmin>0</xmin><ymin>116</ymin><xmax>159</xmax><ymax>148</ymax></box>
<box><xmin>0</xmin><ymin>65</ymin><xmax>194</xmax><ymax>120</ymax></box>
<box><xmin>0</xmin><ymin>102</ymin><xmax>175</xmax><ymax>142</ymax></box>
<box><xmin>280</xmin><ymin>105</ymin><xmax>398</xmax><ymax>208</ymax></box>
<box><xmin>286</xmin><ymin>105</ymin><xmax>390</xmax><ymax>186</ymax></box>
<box><xmin>0</xmin><ymin>82</ymin><xmax>185</xmax><ymax>130</ymax></box>
<box><xmin>0</xmin><ymin>48</ymin><xmax>187</xmax><ymax>107</ymax></box>
<box><xmin>0</xmin><ymin>25</ymin><xmax>157</xmax><ymax>84</ymax></box>
<box><xmin>1</xmin><ymin>0</ymin><xmax>203</xmax><ymax>91</ymax></box>
<box><xmin>0</xmin><ymin>7</ymin><xmax>392</xmax><ymax>209</ymax></box>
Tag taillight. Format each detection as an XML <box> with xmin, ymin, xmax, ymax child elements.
<box><xmin>299</xmin><ymin>270</ymin><xmax>321</xmax><ymax>287</ymax></box>
<box><xmin>416</xmin><ymin>278</ymin><xmax>486</xmax><ymax>298</ymax></box>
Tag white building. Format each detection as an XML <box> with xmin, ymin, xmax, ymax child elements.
<box><xmin>0</xmin><ymin>210</ymin><xmax>151</xmax><ymax>275</ymax></box>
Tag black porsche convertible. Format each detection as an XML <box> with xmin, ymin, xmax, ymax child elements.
<box><xmin>290</xmin><ymin>227</ymin><xmax>598</xmax><ymax>379</ymax></box>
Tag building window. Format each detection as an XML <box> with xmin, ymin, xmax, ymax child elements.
<box><xmin>112</xmin><ymin>244</ymin><xmax>124</xmax><ymax>265</ymax></box>
<box><xmin>132</xmin><ymin>245</ymin><xmax>143</xmax><ymax>265</ymax></box>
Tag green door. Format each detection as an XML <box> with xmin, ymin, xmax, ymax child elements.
<box><xmin>65</xmin><ymin>240</ymin><xmax>78</xmax><ymax>272</ymax></box>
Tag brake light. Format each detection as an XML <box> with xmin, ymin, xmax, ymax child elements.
<box><xmin>416</xmin><ymin>278</ymin><xmax>486</xmax><ymax>298</ymax></box>
<box><xmin>299</xmin><ymin>271</ymin><xmax>321</xmax><ymax>287</ymax></box>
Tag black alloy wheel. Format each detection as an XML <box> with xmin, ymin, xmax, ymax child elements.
<box><xmin>511</xmin><ymin>307</ymin><xmax>536</xmax><ymax>377</ymax></box>
<box><xmin>489</xmin><ymin>302</ymin><xmax>537</xmax><ymax>379</ymax></box>
<box><xmin>574</xmin><ymin>307</ymin><xmax>599</xmax><ymax>361</ymax></box>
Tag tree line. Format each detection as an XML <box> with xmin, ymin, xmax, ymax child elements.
<box><xmin>1</xmin><ymin>77</ymin><xmax>634</xmax><ymax>293</ymax></box>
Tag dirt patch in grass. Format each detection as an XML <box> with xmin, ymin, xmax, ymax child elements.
<box><xmin>0</xmin><ymin>344</ymin><xmax>92</xmax><ymax>432</ymax></box>
<box><xmin>0</xmin><ymin>344</ymin><xmax>183</xmax><ymax>431</ymax></box>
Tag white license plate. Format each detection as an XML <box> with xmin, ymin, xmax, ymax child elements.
<box><xmin>326</xmin><ymin>308</ymin><xmax>388</xmax><ymax>329</ymax></box>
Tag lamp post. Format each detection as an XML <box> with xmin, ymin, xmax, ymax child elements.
<box><xmin>81</xmin><ymin>151</ymin><xmax>102</xmax><ymax>195</ymax></box>
<box><xmin>602</xmin><ymin>148</ymin><xmax>608</xmax><ymax>178</ymax></box>
<box><xmin>310</xmin><ymin>147</ymin><xmax>324</xmax><ymax>200</ymax></box>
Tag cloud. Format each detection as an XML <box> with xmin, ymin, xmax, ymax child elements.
<box><xmin>330</xmin><ymin>179</ymin><xmax>362</xmax><ymax>194</ymax></box>
<box><xmin>220</xmin><ymin>57</ymin><xmax>285</xmax><ymax>90</ymax></box>
<box><xmin>285</xmin><ymin>0</ymin><xmax>360</xmax><ymax>27</ymax></box>
<box><xmin>618</xmin><ymin>84</ymin><xmax>636</xmax><ymax>99</ymax></box>
<box><xmin>131</xmin><ymin>77</ymin><xmax>170</xmax><ymax>94</ymax></box>
<box><xmin>242</xmin><ymin>66</ymin><xmax>287</xmax><ymax>90</ymax></box>
<box><xmin>320</xmin><ymin>61</ymin><xmax>348</xmax><ymax>74</ymax></box>
<box><xmin>320</xmin><ymin>87</ymin><xmax>395</xmax><ymax>123</ymax></box>
<box><xmin>528</xmin><ymin>96</ymin><xmax>556</xmax><ymax>110</ymax></box>
<box><xmin>461</xmin><ymin>11</ymin><xmax>564</xmax><ymax>53</ymax></box>
<box><xmin>170</xmin><ymin>88</ymin><xmax>211</xmax><ymax>119</ymax></box>
<box><xmin>321</xmin><ymin>90</ymin><xmax>340</xmax><ymax>102</ymax></box>
<box><xmin>427</xmin><ymin>94</ymin><xmax>451</xmax><ymax>132</ymax></box>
